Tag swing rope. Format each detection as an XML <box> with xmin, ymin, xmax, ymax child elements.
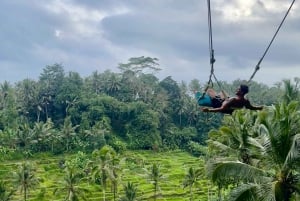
<box><xmin>248</xmin><ymin>0</ymin><xmax>296</xmax><ymax>83</ymax></box>
<box><xmin>205</xmin><ymin>0</ymin><xmax>222</xmax><ymax>92</ymax></box>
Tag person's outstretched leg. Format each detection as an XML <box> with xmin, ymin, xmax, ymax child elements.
<box><xmin>195</xmin><ymin>89</ymin><xmax>214</xmax><ymax>107</ymax></box>
<box><xmin>206</xmin><ymin>88</ymin><xmax>217</xmax><ymax>98</ymax></box>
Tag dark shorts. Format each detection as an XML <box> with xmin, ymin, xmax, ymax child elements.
<box><xmin>211</xmin><ymin>95</ymin><xmax>224</xmax><ymax>108</ymax></box>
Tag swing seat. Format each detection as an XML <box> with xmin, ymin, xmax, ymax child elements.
<box><xmin>195</xmin><ymin>91</ymin><xmax>212</xmax><ymax>107</ymax></box>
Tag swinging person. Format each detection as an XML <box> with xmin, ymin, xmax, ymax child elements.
<box><xmin>195</xmin><ymin>84</ymin><xmax>263</xmax><ymax>114</ymax></box>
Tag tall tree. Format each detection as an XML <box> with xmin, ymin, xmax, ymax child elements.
<box><xmin>183</xmin><ymin>167</ymin><xmax>203</xmax><ymax>201</ymax></box>
<box><xmin>54</xmin><ymin>166</ymin><xmax>88</xmax><ymax>201</ymax></box>
<box><xmin>92</xmin><ymin>145</ymin><xmax>116</xmax><ymax>201</ymax></box>
<box><xmin>60</xmin><ymin>116</ymin><xmax>79</xmax><ymax>152</ymax></box>
<box><xmin>13</xmin><ymin>162</ymin><xmax>39</xmax><ymax>201</ymax></box>
<box><xmin>31</xmin><ymin>119</ymin><xmax>55</xmax><ymax>152</ymax></box>
<box><xmin>15</xmin><ymin>124</ymin><xmax>34</xmax><ymax>152</ymax></box>
<box><xmin>83</xmin><ymin>117</ymin><xmax>111</xmax><ymax>151</ymax></box>
<box><xmin>38</xmin><ymin>64</ymin><xmax>65</xmax><ymax>122</ymax></box>
<box><xmin>118</xmin><ymin>56</ymin><xmax>161</xmax><ymax>102</ymax></box>
<box><xmin>148</xmin><ymin>163</ymin><xmax>163</xmax><ymax>201</ymax></box>
<box><xmin>15</xmin><ymin>79</ymin><xmax>40</xmax><ymax>122</ymax></box>
<box><xmin>102</xmin><ymin>70</ymin><xmax>122</xmax><ymax>97</ymax></box>
<box><xmin>281</xmin><ymin>78</ymin><xmax>300</xmax><ymax>104</ymax></box>
<box><xmin>118</xmin><ymin>56</ymin><xmax>161</xmax><ymax>75</ymax></box>
<box><xmin>0</xmin><ymin>81</ymin><xmax>19</xmax><ymax>129</ymax></box>
<box><xmin>120</xmin><ymin>182</ymin><xmax>138</xmax><ymax>201</ymax></box>
<box><xmin>56</xmin><ymin>71</ymin><xmax>83</xmax><ymax>120</ymax></box>
<box><xmin>159</xmin><ymin>76</ymin><xmax>182</xmax><ymax>126</ymax></box>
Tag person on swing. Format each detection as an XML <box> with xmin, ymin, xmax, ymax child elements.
<box><xmin>195</xmin><ymin>84</ymin><xmax>263</xmax><ymax>114</ymax></box>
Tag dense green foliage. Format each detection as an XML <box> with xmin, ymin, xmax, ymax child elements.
<box><xmin>206</xmin><ymin>80</ymin><xmax>300</xmax><ymax>201</ymax></box>
<box><xmin>0</xmin><ymin>58</ymin><xmax>280</xmax><ymax>156</ymax></box>
<box><xmin>1</xmin><ymin>57</ymin><xmax>300</xmax><ymax>200</ymax></box>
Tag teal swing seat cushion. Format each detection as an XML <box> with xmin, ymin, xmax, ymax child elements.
<box><xmin>195</xmin><ymin>92</ymin><xmax>212</xmax><ymax>107</ymax></box>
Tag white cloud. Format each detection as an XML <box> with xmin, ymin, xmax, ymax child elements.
<box><xmin>215</xmin><ymin>0</ymin><xmax>296</xmax><ymax>23</ymax></box>
<box><xmin>44</xmin><ymin>0</ymin><xmax>131</xmax><ymax>39</ymax></box>
<box><xmin>0</xmin><ymin>0</ymin><xmax>299</xmax><ymax>86</ymax></box>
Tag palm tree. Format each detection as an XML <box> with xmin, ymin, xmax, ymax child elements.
<box><xmin>60</xmin><ymin>116</ymin><xmax>79</xmax><ymax>152</ymax></box>
<box><xmin>83</xmin><ymin>117</ymin><xmax>111</xmax><ymax>150</ymax></box>
<box><xmin>0</xmin><ymin>81</ymin><xmax>11</xmax><ymax>109</ymax></box>
<box><xmin>13</xmin><ymin>162</ymin><xmax>39</xmax><ymax>201</ymax></box>
<box><xmin>207</xmin><ymin>110</ymin><xmax>262</xmax><ymax>165</ymax></box>
<box><xmin>15</xmin><ymin>124</ymin><xmax>34</xmax><ymax>152</ymax></box>
<box><xmin>207</xmin><ymin>102</ymin><xmax>300</xmax><ymax>201</ymax></box>
<box><xmin>54</xmin><ymin>166</ymin><xmax>88</xmax><ymax>201</ymax></box>
<box><xmin>104</xmin><ymin>71</ymin><xmax>122</xmax><ymax>97</ymax></box>
<box><xmin>0</xmin><ymin>180</ymin><xmax>14</xmax><ymax>201</ymax></box>
<box><xmin>92</xmin><ymin>145</ymin><xmax>116</xmax><ymax>201</ymax></box>
<box><xmin>120</xmin><ymin>182</ymin><xmax>138</xmax><ymax>201</ymax></box>
<box><xmin>183</xmin><ymin>167</ymin><xmax>203</xmax><ymax>201</ymax></box>
<box><xmin>40</xmin><ymin>118</ymin><xmax>58</xmax><ymax>153</ymax></box>
<box><xmin>148</xmin><ymin>163</ymin><xmax>163</xmax><ymax>201</ymax></box>
<box><xmin>15</xmin><ymin>78</ymin><xmax>39</xmax><ymax>121</ymax></box>
<box><xmin>31</xmin><ymin>120</ymin><xmax>54</xmax><ymax>152</ymax></box>
<box><xmin>281</xmin><ymin>79</ymin><xmax>300</xmax><ymax>104</ymax></box>
<box><xmin>106</xmin><ymin>156</ymin><xmax>122</xmax><ymax>201</ymax></box>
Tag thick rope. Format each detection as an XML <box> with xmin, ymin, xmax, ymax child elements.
<box><xmin>206</xmin><ymin>0</ymin><xmax>220</xmax><ymax>90</ymax></box>
<box><xmin>199</xmin><ymin>0</ymin><xmax>224</xmax><ymax>100</ymax></box>
<box><xmin>248</xmin><ymin>0</ymin><xmax>296</xmax><ymax>83</ymax></box>
<box><xmin>207</xmin><ymin>0</ymin><xmax>214</xmax><ymax>86</ymax></box>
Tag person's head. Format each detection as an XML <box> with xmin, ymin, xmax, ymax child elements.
<box><xmin>240</xmin><ymin>84</ymin><xmax>249</xmax><ymax>94</ymax></box>
<box><xmin>235</xmin><ymin>84</ymin><xmax>249</xmax><ymax>96</ymax></box>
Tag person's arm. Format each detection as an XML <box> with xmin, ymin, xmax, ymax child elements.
<box><xmin>244</xmin><ymin>100</ymin><xmax>263</xmax><ymax>110</ymax></box>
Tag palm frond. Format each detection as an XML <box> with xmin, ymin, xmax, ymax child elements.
<box><xmin>227</xmin><ymin>182</ymin><xmax>276</xmax><ymax>201</ymax></box>
<box><xmin>207</xmin><ymin>161</ymin><xmax>269</xmax><ymax>186</ymax></box>
<box><xmin>227</xmin><ymin>183</ymin><xmax>257</xmax><ymax>201</ymax></box>
<box><xmin>207</xmin><ymin>140</ymin><xmax>236</xmax><ymax>155</ymax></box>
<box><xmin>284</xmin><ymin>133</ymin><xmax>300</xmax><ymax>169</ymax></box>
<box><xmin>247</xmin><ymin>137</ymin><xmax>265</xmax><ymax>151</ymax></box>
<box><xmin>254</xmin><ymin>182</ymin><xmax>276</xmax><ymax>201</ymax></box>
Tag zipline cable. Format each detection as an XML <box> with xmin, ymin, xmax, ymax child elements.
<box><xmin>248</xmin><ymin>0</ymin><xmax>296</xmax><ymax>83</ymax></box>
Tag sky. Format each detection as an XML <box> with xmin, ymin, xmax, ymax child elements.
<box><xmin>0</xmin><ymin>0</ymin><xmax>299</xmax><ymax>86</ymax></box>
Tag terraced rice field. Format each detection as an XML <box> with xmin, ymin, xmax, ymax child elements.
<box><xmin>0</xmin><ymin>150</ymin><xmax>218</xmax><ymax>200</ymax></box>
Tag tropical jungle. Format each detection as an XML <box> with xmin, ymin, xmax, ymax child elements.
<box><xmin>0</xmin><ymin>57</ymin><xmax>300</xmax><ymax>201</ymax></box>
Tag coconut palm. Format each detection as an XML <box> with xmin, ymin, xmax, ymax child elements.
<box><xmin>148</xmin><ymin>163</ymin><xmax>163</xmax><ymax>201</ymax></box>
<box><xmin>207</xmin><ymin>102</ymin><xmax>300</xmax><ymax>201</ymax></box>
<box><xmin>106</xmin><ymin>155</ymin><xmax>122</xmax><ymax>201</ymax></box>
<box><xmin>13</xmin><ymin>162</ymin><xmax>39</xmax><ymax>201</ymax></box>
<box><xmin>92</xmin><ymin>145</ymin><xmax>116</xmax><ymax>201</ymax></box>
<box><xmin>120</xmin><ymin>182</ymin><xmax>138</xmax><ymax>201</ymax></box>
<box><xmin>183</xmin><ymin>167</ymin><xmax>203</xmax><ymax>201</ymax></box>
<box><xmin>207</xmin><ymin>110</ymin><xmax>263</xmax><ymax>165</ymax></box>
<box><xmin>60</xmin><ymin>116</ymin><xmax>79</xmax><ymax>152</ymax></box>
<box><xmin>281</xmin><ymin>79</ymin><xmax>300</xmax><ymax>104</ymax></box>
<box><xmin>54</xmin><ymin>165</ymin><xmax>88</xmax><ymax>201</ymax></box>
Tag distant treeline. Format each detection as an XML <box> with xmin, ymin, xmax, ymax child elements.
<box><xmin>0</xmin><ymin>57</ymin><xmax>295</xmax><ymax>157</ymax></box>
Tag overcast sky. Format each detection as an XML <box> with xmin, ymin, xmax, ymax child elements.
<box><xmin>1</xmin><ymin>0</ymin><xmax>299</xmax><ymax>86</ymax></box>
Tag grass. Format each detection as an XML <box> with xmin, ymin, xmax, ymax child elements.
<box><xmin>0</xmin><ymin>150</ymin><xmax>218</xmax><ymax>201</ymax></box>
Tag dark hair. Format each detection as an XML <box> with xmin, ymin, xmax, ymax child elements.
<box><xmin>240</xmin><ymin>84</ymin><xmax>249</xmax><ymax>94</ymax></box>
